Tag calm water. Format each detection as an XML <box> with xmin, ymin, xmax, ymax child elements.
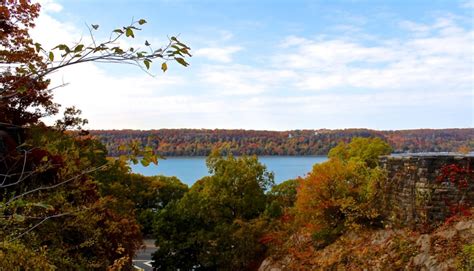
<box><xmin>130</xmin><ymin>156</ymin><xmax>328</xmax><ymax>186</ymax></box>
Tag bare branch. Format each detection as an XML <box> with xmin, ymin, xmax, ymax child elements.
<box><xmin>8</xmin><ymin>212</ymin><xmax>72</xmax><ymax>242</ymax></box>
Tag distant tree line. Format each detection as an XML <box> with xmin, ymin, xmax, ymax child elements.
<box><xmin>89</xmin><ymin>128</ymin><xmax>474</xmax><ymax>157</ymax></box>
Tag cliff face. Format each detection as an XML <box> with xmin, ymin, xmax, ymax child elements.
<box><xmin>258</xmin><ymin>217</ymin><xmax>474</xmax><ymax>270</ymax></box>
<box><xmin>381</xmin><ymin>154</ymin><xmax>473</xmax><ymax>231</ymax></box>
<box><xmin>259</xmin><ymin>154</ymin><xmax>474</xmax><ymax>270</ymax></box>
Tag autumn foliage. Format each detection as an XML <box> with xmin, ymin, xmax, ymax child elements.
<box><xmin>0</xmin><ymin>0</ymin><xmax>56</xmax><ymax>126</ymax></box>
<box><xmin>294</xmin><ymin>138</ymin><xmax>391</xmax><ymax>248</ymax></box>
<box><xmin>90</xmin><ymin>128</ymin><xmax>473</xmax><ymax>157</ymax></box>
<box><xmin>0</xmin><ymin>0</ymin><xmax>190</xmax><ymax>269</ymax></box>
<box><xmin>437</xmin><ymin>163</ymin><xmax>473</xmax><ymax>218</ymax></box>
<box><xmin>258</xmin><ymin>138</ymin><xmax>473</xmax><ymax>270</ymax></box>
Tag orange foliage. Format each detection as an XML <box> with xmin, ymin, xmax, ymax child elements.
<box><xmin>0</xmin><ymin>0</ymin><xmax>56</xmax><ymax>126</ymax></box>
<box><xmin>296</xmin><ymin>159</ymin><xmax>383</xmax><ymax>232</ymax></box>
<box><xmin>90</xmin><ymin>128</ymin><xmax>474</xmax><ymax>157</ymax></box>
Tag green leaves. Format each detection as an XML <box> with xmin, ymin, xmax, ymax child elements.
<box><xmin>143</xmin><ymin>59</ymin><xmax>151</xmax><ymax>70</ymax></box>
<box><xmin>34</xmin><ymin>42</ymin><xmax>42</xmax><ymax>53</ymax></box>
<box><xmin>53</xmin><ymin>44</ymin><xmax>70</xmax><ymax>52</ymax></box>
<box><xmin>125</xmin><ymin>27</ymin><xmax>134</xmax><ymax>38</ymax></box>
<box><xmin>74</xmin><ymin>44</ymin><xmax>84</xmax><ymax>53</ymax></box>
<box><xmin>112</xmin><ymin>47</ymin><xmax>124</xmax><ymax>54</ymax></box>
<box><xmin>140</xmin><ymin>157</ymin><xmax>150</xmax><ymax>166</ymax></box>
<box><xmin>161</xmin><ymin>36</ymin><xmax>192</xmax><ymax>69</ymax></box>
<box><xmin>42</xmin><ymin>18</ymin><xmax>190</xmax><ymax>82</ymax></box>
<box><xmin>328</xmin><ymin>137</ymin><xmax>392</xmax><ymax>168</ymax></box>
<box><xmin>175</xmin><ymin>57</ymin><xmax>189</xmax><ymax>67</ymax></box>
<box><xmin>116</xmin><ymin>141</ymin><xmax>158</xmax><ymax>165</ymax></box>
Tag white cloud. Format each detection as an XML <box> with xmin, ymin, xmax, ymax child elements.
<box><xmin>194</xmin><ymin>46</ymin><xmax>243</xmax><ymax>63</ymax></box>
<box><xmin>460</xmin><ymin>0</ymin><xmax>474</xmax><ymax>9</ymax></box>
<box><xmin>279</xmin><ymin>36</ymin><xmax>309</xmax><ymax>48</ymax></box>
<box><xmin>199</xmin><ymin>64</ymin><xmax>297</xmax><ymax>95</ymax></box>
<box><xmin>399</xmin><ymin>21</ymin><xmax>431</xmax><ymax>34</ymax></box>
<box><xmin>274</xmin><ymin>17</ymin><xmax>472</xmax><ymax>92</ymax></box>
<box><xmin>30</xmin><ymin>4</ymin><xmax>79</xmax><ymax>49</ymax></box>
<box><xmin>36</xmin><ymin>0</ymin><xmax>63</xmax><ymax>13</ymax></box>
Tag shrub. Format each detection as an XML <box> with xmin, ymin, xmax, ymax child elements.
<box><xmin>295</xmin><ymin>137</ymin><xmax>391</xmax><ymax>248</ymax></box>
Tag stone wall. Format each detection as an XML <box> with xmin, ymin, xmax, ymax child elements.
<box><xmin>380</xmin><ymin>154</ymin><xmax>473</xmax><ymax>230</ymax></box>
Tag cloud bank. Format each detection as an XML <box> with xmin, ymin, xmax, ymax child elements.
<box><xmin>32</xmin><ymin>0</ymin><xmax>473</xmax><ymax>130</ymax></box>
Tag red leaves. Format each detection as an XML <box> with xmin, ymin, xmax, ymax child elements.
<box><xmin>436</xmin><ymin>163</ymin><xmax>473</xmax><ymax>218</ymax></box>
<box><xmin>436</xmin><ymin>164</ymin><xmax>472</xmax><ymax>189</ymax></box>
<box><xmin>1</xmin><ymin>0</ymin><xmax>53</xmax><ymax>126</ymax></box>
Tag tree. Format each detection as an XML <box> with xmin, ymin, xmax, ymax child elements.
<box><xmin>152</xmin><ymin>151</ymin><xmax>274</xmax><ymax>270</ymax></box>
<box><xmin>265</xmin><ymin>178</ymin><xmax>299</xmax><ymax>218</ymax></box>
<box><xmin>97</xmin><ymin>169</ymin><xmax>189</xmax><ymax>236</ymax></box>
<box><xmin>328</xmin><ymin>137</ymin><xmax>393</xmax><ymax>168</ymax></box>
<box><xmin>1</xmin><ymin>0</ymin><xmax>191</xmax><ymax>269</ymax></box>
<box><xmin>295</xmin><ymin>137</ymin><xmax>391</xmax><ymax>248</ymax></box>
<box><xmin>0</xmin><ymin>0</ymin><xmax>51</xmax><ymax>126</ymax></box>
<box><xmin>1</xmin><ymin>125</ymin><xmax>143</xmax><ymax>269</ymax></box>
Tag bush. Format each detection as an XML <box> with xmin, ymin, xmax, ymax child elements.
<box><xmin>295</xmin><ymin>137</ymin><xmax>391</xmax><ymax>247</ymax></box>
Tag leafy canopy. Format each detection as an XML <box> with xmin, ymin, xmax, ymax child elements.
<box><xmin>295</xmin><ymin>137</ymin><xmax>392</xmax><ymax>248</ymax></box>
<box><xmin>153</xmin><ymin>151</ymin><xmax>274</xmax><ymax>270</ymax></box>
<box><xmin>328</xmin><ymin>137</ymin><xmax>393</xmax><ymax>168</ymax></box>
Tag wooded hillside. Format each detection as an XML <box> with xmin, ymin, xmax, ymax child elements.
<box><xmin>89</xmin><ymin>128</ymin><xmax>474</xmax><ymax>156</ymax></box>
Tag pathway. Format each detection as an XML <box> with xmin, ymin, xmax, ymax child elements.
<box><xmin>133</xmin><ymin>239</ymin><xmax>156</xmax><ymax>271</ymax></box>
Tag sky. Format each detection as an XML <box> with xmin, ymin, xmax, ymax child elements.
<box><xmin>33</xmin><ymin>0</ymin><xmax>473</xmax><ymax>130</ymax></box>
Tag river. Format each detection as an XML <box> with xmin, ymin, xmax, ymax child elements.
<box><xmin>130</xmin><ymin>156</ymin><xmax>328</xmax><ymax>186</ymax></box>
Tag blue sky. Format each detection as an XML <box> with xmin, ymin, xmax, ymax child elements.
<box><xmin>35</xmin><ymin>0</ymin><xmax>473</xmax><ymax>130</ymax></box>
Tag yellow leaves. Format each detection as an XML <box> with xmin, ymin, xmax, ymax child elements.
<box><xmin>0</xmin><ymin>241</ymin><xmax>54</xmax><ymax>270</ymax></box>
<box><xmin>115</xmin><ymin>245</ymin><xmax>126</xmax><ymax>254</ymax></box>
<box><xmin>107</xmin><ymin>256</ymin><xmax>130</xmax><ymax>271</ymax></box>
<box><xmin>293</xmin><ymin>138</ymin><xmax>388</xmax><ymax>251</ymax></box>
